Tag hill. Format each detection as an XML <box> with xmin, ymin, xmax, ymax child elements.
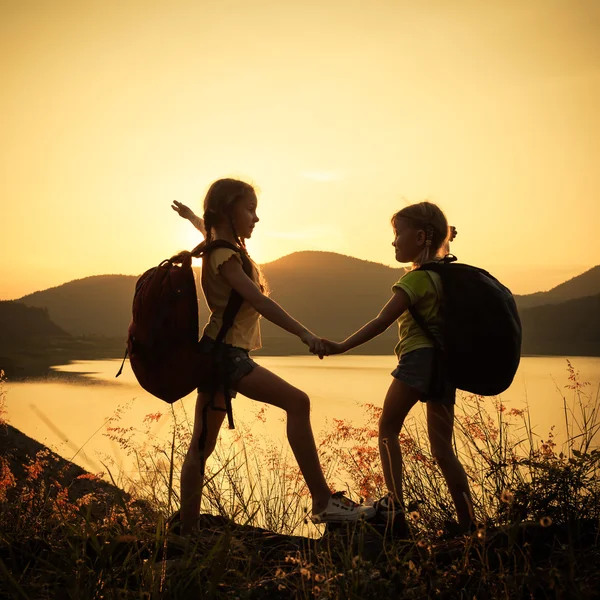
<box><xmin>12</xmin><ymin>252</ymin><xmax>600</xmax><ymax>359</ymax></box>
<box><xmin>0</xmin><ymin>301</ymin><xmax>123</xmax><ymax>378</ymax></box>
<box><xmin>258</xmin><ymin>251</ymin><xmax>403</xmax><ymax>353</ymax></box>
<box><xmin>15</xmin><ymin>252</ymin><xmax>404</xmax><ymax>353</ymax></box>
<box><xmin>18</xmin><ymin>274</ymin><xmax>135</xmax><ymax>338</ymax></box>
<box><xmin>519</xmin><ymin>293</ymin><xmax>600</xmax><ymax>356</ymax></box>
<box><xmin>0</xmin><ymin>301</ymin><xmax>70</xmax><ymax>344</ymax></box>
<box><xmin>515</xmin><ymin>265</ymin><xmax>600</xmax><ymax>310</ymax></box>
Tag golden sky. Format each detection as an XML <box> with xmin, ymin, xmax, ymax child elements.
<box><xmin>1</xmin><ymin>0</ymin><xmax>599</xmax><ymax>299</ymax></box>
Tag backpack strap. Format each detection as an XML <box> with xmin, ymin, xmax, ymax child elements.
<box><xmin>407</xmin><ymin>261</ymin><xmax>453</xmax><ymax>398</ymax></box>
<box><xmin>196</xmin><ymin>240</ymin><xmax>254</xmax><ymax>430</ymax></box>
<box><xmin>408</xmin><ymin>305</ymin><xmax>441</xmax><ymax>350</ymax></box>
<box><xmin>407</xmin><ymin>261</ymin><xmax>447</xmax><ymax>350</ymax></box>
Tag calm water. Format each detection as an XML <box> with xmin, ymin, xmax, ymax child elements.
<box><xmin>4</xmin><ymin>355</ymin><xmax>600</xmax><ymax>479</ymax></box>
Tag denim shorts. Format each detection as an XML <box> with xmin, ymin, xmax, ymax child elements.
<box><xmin>196</xmin><ymin>335</ymin><xmax>258</xmax><ymax>398</ymax></box>
<box><xmin>391</xmin><ymin>348</ymin><xmax>456</xmax><ymax>404</ymax></box>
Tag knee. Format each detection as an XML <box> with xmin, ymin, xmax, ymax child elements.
<box><xmin>203</xmin><ymin>438</ymin><xmax>217</xmax><ymax>458</ymax></box>
<box><xmin>379</xmin><ymin>417</ymin><xmax>400</xmax><ymax>441</ymax></box>
<box><xmin>187</xmin><ymin>436</ymin><xmax>217</xmax><ymax>463</ymax></box>
<box><xmin>430</xmin><ymin>445</ymin><xmax>455</xmax><ymax>467</ymax></box>
<box><xmin>287</xmin><ymin>390</ymin><xmax>311</xmax><ymax>417</ymax></box>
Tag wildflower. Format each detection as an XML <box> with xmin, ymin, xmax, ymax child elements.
<box><xmin>565</xmin><ymin>359</ymin><xmax>590</xmax><ymax>391</ymax></box>
<box><xmin>300</xmin><ymin>567</ymin><xmax>311</xmax><ymax>579</ymax></box>
<box><xmin>143</xmin><ymin>412</ymin><xmax>162</xmax><ymax>424</ymax></box>
<box><xmin>314</xmin><ymin>574</ymin><xmax>325</xmax><ymax>583</ymax></box>
<box><xmin>408</xmin><ymin>510</ymin><xmax>421</xmax><ymax>522</ymax></box>
<box><xmin>24</xmin><ymin>459</ymin><xmax>45</xmax><ymax>481</ymax></box>
<box><xmin>313</xmin><ymin>586</ymin><xmax>321</xmax><ymax>595</ymax></box>
<box><xmin>508</xmin><ymin>407</ymin><xmax>525</xmax><ymax>418</ymax></box>
<box><xmin>76</xmin><ymin>493</ymin><xmax>96</xmax><ymax>507</ymax></box>
<box><xmin>540</xmin><ymin>440</ymin><xmax>556</xmax><ymax>457</ymax></box>
<box><xmin>76</xmin><ymin>472</ymin><xmax>102</xmax><ymax>481</ymax></box>
<box><xmin>255</xmin><ymin>406</ymin><xmax>267</xmax><ymax>423</ymax></box>
<box><xmin>500</xmin><ymin>489</ymin><xmax>514</xmax><ymax>503</ymax></box>
<box><xmin>0</xmin><ymin>457</ymin><xmax>16</xmax><ymax>502</ymax></box>
<box><xmin>540</xmin><ymin>516</ymin><xmax>553</xmax><ymax>527</ymax></box>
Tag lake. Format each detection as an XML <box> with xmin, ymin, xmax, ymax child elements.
<box><xmin>4</xmin><ymin>355</ymin><xmax>600</xmax><ymax>483</ymax></box>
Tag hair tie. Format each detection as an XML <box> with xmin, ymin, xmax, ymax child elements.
<box><xmin>425</xmin><ymin>224</ymin><xmax>434</xmax><ymax>247</ymax></box>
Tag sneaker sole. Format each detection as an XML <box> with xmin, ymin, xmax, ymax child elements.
<box><xmin>311</xmin><ymin>509</ymin><xmax>376</xmax><ymax>524</ymax></box>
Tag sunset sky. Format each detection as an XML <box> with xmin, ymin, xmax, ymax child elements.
<box><xmin>1</xmin><ymin>0</ymin><xmax>599</xmax><ymax>299</ymax></box>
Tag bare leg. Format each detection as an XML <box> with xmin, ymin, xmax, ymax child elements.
<box><xmin>378</xmin><ymin>378</ymin><xmax>420</xmax><ymax>505</ymax></box>
<box><xmin>427</xmin><ymin>402</ymin><xmax>474</xmax><ymax>530</ymax></box>
<box><xmin>180</xmin><ymin>391</ymin><xmax>226</xmax><ymax>535</ymax></box>
<box><xmin>236</xmin><ymin>365</ymin><xmax>332</xmax><ymax>513</ymax></box>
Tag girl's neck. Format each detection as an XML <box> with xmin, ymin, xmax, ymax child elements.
<box><xmin>412</xmin><ymin>254</ymin><xmax>442</xmax><ymax>268</ymax></box>
<box><xmin>211</xmin><ymin>225</ymin><xmax>239</xmax><ymax>244</ymax></box>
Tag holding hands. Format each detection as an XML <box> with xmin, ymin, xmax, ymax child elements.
<box><xmin>320</xmin><ymin>339</ymin><xmax>345</xmax><ymax>356</ymax></box>
<box><xmin>302</xmin><ymin>334</ymin><xmax>346</xmax><ymax>359</ymax></box>
<box><xmin>299</xmin><ymin>330</ymin><xmax>328</xmax><ymax>359</ymax></box>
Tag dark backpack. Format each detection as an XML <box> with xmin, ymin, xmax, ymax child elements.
<box><xmin>116</xmin><ymin>240</ymin><xmax>251</xmax><ymax>417</ymax></box>
<box><xmin>409</xmin><ymin>255</ymin><xmax>522</xmax><ymax>396</ymax></box>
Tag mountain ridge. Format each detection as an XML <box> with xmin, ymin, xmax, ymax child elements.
<box><xmin>6</xmin><ymin>251</ymin><xmax>599</xmax><ymax>368</ymax></box>
<box><xmin>515</xmin><ymin>265</ymin><xmax>600</xmax><ymax>310</ymax></box>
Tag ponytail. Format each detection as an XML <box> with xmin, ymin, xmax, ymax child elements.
<box><xmin>190</xmin><ymin>211</ymin><xmax>215</xmax><ymax>257</ymax></box>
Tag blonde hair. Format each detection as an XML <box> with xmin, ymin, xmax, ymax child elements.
<box><xmin>392</xmin><ymin>201</ymin><xmax>450</xmax><ymax>268</ymax></box>
<box><xmin>199</xmin><ymin>178</ymin><xmax>268</xmax><ymax>293</ymax></box>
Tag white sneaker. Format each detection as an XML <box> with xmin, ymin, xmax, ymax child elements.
<box><xmin>310</xmin><ymin>492</ymin><xmax>376</xmax><ymax>523</ymax></box>
<box><xmin>373</xmin><ymin>494</ymin><xmax>404</xmax><ymax>517</ymax></box>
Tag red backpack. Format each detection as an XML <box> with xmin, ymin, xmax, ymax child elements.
<box><xmin>116</xmin><ymin>240</ymin><xmax>251</xmax><ymax>409</ymax></box>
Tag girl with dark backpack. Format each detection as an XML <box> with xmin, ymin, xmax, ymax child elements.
<box><xmin>172</xmin><ymin>179</ymin><xmax>374</xmax><ymax>534</ymax></box>
<box><xmin>320</xmin><ymin>202</ymin><xmax>476</xmax><ymax>536</ymax></box>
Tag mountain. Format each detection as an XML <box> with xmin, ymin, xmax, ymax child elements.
<box><xmin>258</xmin><ymin>251</ymin><xmax>403</xmax><ymax>353</ymax></box>
<box><xmin>0</xmin><ymin>301</ymin><xmax>69</xmax><ymax>376</ymax></box>
<box><xmin>15</xmin><ymin>252</ymin><xmax>405</xmax><ymax>352</ymax></box>
<box><xmin>519</xmin><ymin>294</ymin><xmax>600</xmax><ymax>356</ymax></box>
<box><xmin>13</xmin><ymin>252</ymin><xmax>600</xmax><ymax>358</ymax></box>
<box><xmin>515</xmin><ymin>266</ymin><xmax>600</xmax><ymax>311</ymax></box>
<box><xmin>0</xmin><ymin>301</ymin><xmax>70</xmax><ymax>343</ymax></box>
<box><xmin>1</xmin><ymin>295</ymin><xmax>124</xmax><ymax>379</ymax></box>
<box><xmin>17</xmin><ymin>275</ymin><xmax>135</xmax><ymax>339</ymax></box>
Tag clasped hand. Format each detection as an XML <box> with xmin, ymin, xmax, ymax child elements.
<box><xmin>299</xmin><ymin>331</ymin><xmax>345</xmax><ymax>359</ymax></box>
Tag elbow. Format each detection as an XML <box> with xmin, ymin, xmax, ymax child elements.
<box><xmin>374</xmin><ymin>317</ymin><xmax>391</xmax><ymax>335</ymax></box>
<box><xmin>248</xmin><ymin>293</ymin><xmax>270</xmax><ymax>316</ymax></box>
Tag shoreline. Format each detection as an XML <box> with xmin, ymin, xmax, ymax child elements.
<box><xmin>4</xmin><ymin>350</ymin><xmax>600</xmax><ymax>382</ymax></box>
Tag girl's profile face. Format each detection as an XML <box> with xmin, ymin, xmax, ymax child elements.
<box><xmin>392</xmin><ymin>218</ymin><xmax>425</xmax><ymax>263</ymax></box>
<box><xmin>232</xmin><ymin>193</ymin><xmax>259</xmax><ymax>240</ymax></box>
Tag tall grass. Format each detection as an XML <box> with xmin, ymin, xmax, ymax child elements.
<box><xmin>1</xmin><ymin>361</ymin><xmax>599</xmax><ymax>598</ymax></box>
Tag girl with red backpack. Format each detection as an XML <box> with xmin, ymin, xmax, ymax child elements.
<box><xmin>172</xmin><ymin>179</ymin><xmax>374</xmax><ymax>534</ymax></box>
<box><xmin>320</xmin><ymin>202</ymin><xmax>475</xmax><ymax>537</ymax></box>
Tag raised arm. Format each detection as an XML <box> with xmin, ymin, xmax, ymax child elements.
<box><xmin>219</xmin><ymin>256</ymin><xmax>325</xmax><ymax>356</ymax></box>
<box><xmin>172</xmin><ymin>200</ymin><xmax>206</xmax><ymax>235</ymax></box>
